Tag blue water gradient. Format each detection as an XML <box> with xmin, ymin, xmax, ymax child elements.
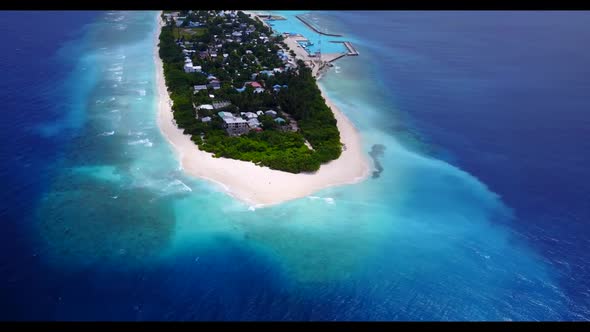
<box><xmin>0</xmin><ymin>10</ymin><xmax>588</xmax><ymax>320</ymax></box>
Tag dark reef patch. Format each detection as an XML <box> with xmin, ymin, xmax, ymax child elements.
<box><xmin>368</xmin><ymin>144</ymin><xmax>386</xmax><ymax>179</ymax></box>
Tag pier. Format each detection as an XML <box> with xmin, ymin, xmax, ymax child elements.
<box><xmin>295</xmin><ymin>15</ymin><xmax>343</xmax><ymax>37</ymax></box>
<box><xmin>330</xmin><ymin>40</ymin><xmax>359</xmax><ymax>56</ymax></box>
<box><xmin>329</xmin><ymin>41</ymin><xmax>359</xmax><ymax>56</ymax></box>
<box><xmin>343</xmin><ymin>41</ymin><xmax>359</xmax><ymax>56</ymax></box>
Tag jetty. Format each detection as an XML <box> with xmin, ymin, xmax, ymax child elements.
<box><xmin>343</xmin><ymin>41</ymin><xmax>359</xmax><ymax>56</ymax></box>
<box><xmin>295</xmin><ymin>15</ymin><xmax>343</xmax><ymax>37</ymax></box>
<box><xmin>330</xmin><ymin>41</ymin><xmax>360</xmax><ymax>56</ymax></box>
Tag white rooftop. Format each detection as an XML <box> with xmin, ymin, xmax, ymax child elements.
<box><xmin>223</xmin><ymin>117</ymin><xmax>248</xmax><ymax>124</ymax></box>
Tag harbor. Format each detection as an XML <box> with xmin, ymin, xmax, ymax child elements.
<box><xmin>248</xmin><ymin>11</ymin><xmax>359</xmax><ymax>78</ymax></box>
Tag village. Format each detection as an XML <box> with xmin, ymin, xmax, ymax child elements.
<box><xmin>158</xmin><ymin>10</ymin><xmax>349</xmax><ymax>173</ymax></box>
<box><xmin>162</xmin><ymin>10</ymin><xmax>302</xmax><ymax>137</ymax></box>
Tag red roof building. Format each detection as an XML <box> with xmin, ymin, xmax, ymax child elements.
<box><xmin>246</xmin><ymin>81</ymin><xmax>262</xmax><ymax>89</ymax></box>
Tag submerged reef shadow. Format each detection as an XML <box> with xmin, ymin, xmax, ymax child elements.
<box><xmin>369</xmin><ymin>144</ymin><xmax>386</xmax><ymax>178</ymax></box>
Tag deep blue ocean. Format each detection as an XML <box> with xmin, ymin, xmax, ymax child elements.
<box><xmin>0</xmin><ymin>11</ymin><xmax>589</xmax><ymax>320</ymax></box>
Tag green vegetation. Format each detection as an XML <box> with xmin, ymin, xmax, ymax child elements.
<box><xmin>173</xmin><ymin>27</ymin><xmax>207</xmax><ymax>40</ymax></box>
<box><xmin>158</xmin><ymin>10</ymin><xmax>342</xmax><ymax>173</ymax></box>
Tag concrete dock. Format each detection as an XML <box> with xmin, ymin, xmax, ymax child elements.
<box><xmin>330</xmin><ymin>41</ymin><xmax>360</xmax><ymax>56</ymax></box>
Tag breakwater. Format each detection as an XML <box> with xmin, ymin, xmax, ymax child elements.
<box><xmin>296</xmin><ymin>15</ymin><xmax>343</xmax><ymax>37</ymax></box>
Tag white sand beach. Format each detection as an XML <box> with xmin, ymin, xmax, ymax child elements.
<box><xmin>154</xmin><ymin>16</ymin><xmax>371</xmax><ymax>206</ymax></box>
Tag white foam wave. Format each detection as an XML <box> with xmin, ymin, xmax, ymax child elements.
<box><xmin>98</xmin><ymin>131</ymin><xmax>115</xmax><ymax>136</ymax></box>
<box><xmin>137</xmin><ymin>89</ymin><xmax>146</xmax><ymax>96</ymax></box>
<box><xmin>108</xmin><ymin>66</ymin><xmax>123</xmax><ymax>72</ymax></box>
<box><xmin>128</xmin><ymin>139</ymin><xmax>152</xmax><ymax>147</ymax></box>
<box><xmin>127</xmin><ymin>130</ymin><xmax>145</xmax><ymax>137</ymax></box>
<box><xmin>128</xmin><ymin>130</ymin><xmax>146</xmax><ymax>137</ymax></box>
<box><xmin>166</xmin><ymin>179</ymin><xmax>193</xmax><ymax>193</ymax></box>
<box><xmin>308</xmin><ymin>195</ymin><xmax>335</xmax><ymax>204</ymax></box>
<box><xmin>110</xmin><ymin>109</ymin><xmax>120</xmax><ymax>113</ymax></box>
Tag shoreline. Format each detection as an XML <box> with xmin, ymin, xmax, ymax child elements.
<box><xmin>154</xmin><ymin>14</ymin><xmax>371</xmax><ymax>207</ymax></box>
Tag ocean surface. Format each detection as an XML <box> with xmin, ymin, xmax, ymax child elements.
<box><xmin>1</xmin><ymin>10</ymin><xmax>589</xmax><ymax>320</ymax></box>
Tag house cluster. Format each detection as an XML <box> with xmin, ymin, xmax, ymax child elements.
<box><xmin>205</xmin><ymin>109</ymin><xmax>287</xmax><ymax>136</ymax></box>
<box><xmin>170</xmin><ymin>10</ymin><xmax>299</xmax><ymax>80</ymax></box>
<box><xmin>184</xmin><ymin>57</ymin><xmax>202</xmax><ymax>73</ymax></box>
<box><xmin>164</xmin><ymin>10</ymin><xmax>301</xmax><ymax>137</ymax></box>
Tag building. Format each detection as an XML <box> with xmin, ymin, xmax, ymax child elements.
<box><xmin>207</xmin><ymin>81</ymin><xmax>221</xmax><ymax>90</ymax></box>
<box><xmin>253</xmin><ymin>87</ymin><xmax>265</xmax><ymax>94</ymax></box>
<box><xmin>188</xmin><ymin>21</ymin><xmax>203</xmax><ymax>28</ymax></box>
<box><xmin>274</xmin><ymin>117</ymin><xmax>286</xmax><ymax>124</ymax></box>
<box><xmin>256</xmin><ymin>110</ymin><xmax>264</xmax><ymax>116</ymax></box>
<box><xmin>247</xmin><ymin>118</ymin><xmax>261</xmax><ymax>128</ymax></box>
<box><xmin>201</xmin><ymin>116</ymin><xmax>212</xmax><ymax>123</ymax></box>
<box><xmin>246</xmin><ymin>81</ymin><xmax>262</xmax><ymax>89</ymax></box>
<box><xmin>213</xmin><ymin>101</ymin><xmax>231</xmax><ymax>109</ymax></box>
<box><xmin>198</xmin><ymin>104</ymin><xmax>214</xmax><ymax>110</ymax></box>
<box><xmin>183</xmin><ymin>61</ymin><xmax>202</xmax><ymax>73</ymax></box>
<box><xmin>194</xmin><ymin>85</ymin><xmax>208</xmax><ymax>93</ymax></box>
<box><xmin>222</xmin><ymin>116</ymin><xmax>249</xmax><ymax>136</ymax></box>
<box><xmin>265</xmin><ymin>110</ymin><xmax>277</xmax><ymax>117</ymax></box>
<box><xmin>218</xmin><ymin>111</ymin><xmax>233</xmax><ymax>118</ymax></box>
<box><xmin>243</xmin><ymin>112</ymin><xmax>258</xmax><ymax>119</ymax></box>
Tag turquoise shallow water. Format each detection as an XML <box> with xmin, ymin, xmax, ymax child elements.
<box><xmin>256</xmin><ymin>10</ymin><xmax>349</xmax><ymax>54</ymax></box>
<box><xmin>2</xmin><ymin>10</ymin><xmax>586</xmax><ymax>320</ymax></box>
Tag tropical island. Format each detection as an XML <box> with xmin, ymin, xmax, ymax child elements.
<box><xmin>159</xmin><ymin>10</ymin><xmax>342</xmax><ymax>173</ymax></box>
<box><xmin>156</xmin><ymin>10</ymin><xmax>370</xmax><ymax>205</ymax></box>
